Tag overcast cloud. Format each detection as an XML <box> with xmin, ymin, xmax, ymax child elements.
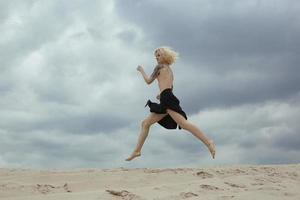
<box><xmin>0</xmin><ymin>0</ymin><xmax>299</xmax><ymax>169</ymax></box>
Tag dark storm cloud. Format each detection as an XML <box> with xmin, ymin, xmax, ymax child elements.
<box><xmin>115</xmin><ymin>0</ymin><xmax>300</xmax><ymax>60</ymax></box>
<box><xmin>115</xmin><ymin>0</ymin><xmax>300</xmax><ymax>113</ymax></box>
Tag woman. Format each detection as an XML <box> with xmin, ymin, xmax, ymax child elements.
<box><xmin>126</xmin><ymin>47</ymin><xmax>215</xmax><ymax>161</ymax></box>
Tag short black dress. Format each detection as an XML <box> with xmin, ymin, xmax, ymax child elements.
<box><xmin>145</xmin><ymin>64</ymin><xmax>187</xmax><ymax>129</ymax></box>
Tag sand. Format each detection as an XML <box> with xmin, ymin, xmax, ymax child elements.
<box><xmin>0</xmin><ymin>164</ymin><xmax>299</xmax><ymax>200</ymax></box>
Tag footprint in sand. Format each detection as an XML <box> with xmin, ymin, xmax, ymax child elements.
<box><xmin>221</xmin><ymin>195</ymin><xmax>235</xmax><ymax>199</ymax></box>
<box><xmin>200</xmin><ymin>184</ymin><xmax>223</xmax><ymax>191</ymax></box>
<box><xmin>36</xmin><ymin>184</ymin><xmax>56</xmax><ymax>194</ymax></box>
<box><xmin>233</xmin><ymin>169</ymin><xmax>247</xmax><ymax>175</ymax></box>
<box><xmin>284</xmin><ymin>192</ymin><xmax>296</xmax><ymax>197</ymax></box>
<box><xmin>63</xmin><ymin>183</ymin><xmax>72</xmax><ymax>193</ymax></box>
<box><xmin>215</xmin><ymin>170</ymin><xmax>225</xmax><ymax>175</ymax></box>
<box><xmin>36</xmin><ymin>183</ymin><xmax>72</xmax><ymax>194</ymax></box>
<box><xmin>260</xmin><ymin>167</ymin><xmax>277</xmax><ymax>175</ymax></box>
<box><xmin>179</xmin><ymin>192</ymin><xmax>198</xmax><ymax>198</ymax></box>
<box><xmin>195</xmin><ymin>171</ymin><xmax>214</xmax><ymax>179</ymax></box>
<box><xmin>257</xmin><ymin>186</ymin><xmax>281</xmax><ymax>191</ymax></box>
<box><xmin>254</xmin><ymin>177</ymin><xmax>280</xmax><ymax>184</ymax></box>
<box><xmin>106</xmin><ymin>189</ymin><xmax>143</xmax><ymax>200</ymax></box>
<box><xmin>285</xmin><ymin>171</ymin><xmax>299</xmax><ymax>181</ymax></box>
<box><xmin>251</xmin><ymin>182</ymin><xmax>264</xmax><ymax>186</ymax></box>
<box><xmin>224</xmin><ymin>182</ymin><xmax>246</xmax><ymax>188</ymax></box>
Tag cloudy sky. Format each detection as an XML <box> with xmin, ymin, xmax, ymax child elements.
<box><xmin>1</xmin><ymin>0</ymin><xmax>299</xmax><ymax>169</ymax></box>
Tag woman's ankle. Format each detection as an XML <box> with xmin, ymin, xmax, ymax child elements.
<box><xmin>133</xmin><ymin>150</ymin><xmax>141</xmax><ymax>154</ymax></box>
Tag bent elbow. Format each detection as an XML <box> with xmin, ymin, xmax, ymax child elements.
<box><xmin>145</xmin><ymin>79</ymin><xmax>151</xmax><ymax>85</ymax></box>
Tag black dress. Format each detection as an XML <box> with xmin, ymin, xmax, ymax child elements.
<box><xmin>145</xmin><ymin>88</ymin><xmax>187</xmax><ymax>129</ymax></box>
<box><xmin>145</xmin><ymin>64</ymin><xmax>187</xmax><ymax>129</ymax></box>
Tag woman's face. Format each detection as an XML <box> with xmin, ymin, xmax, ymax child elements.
<box><xmin>155</xmin><ymin>49</ymin><xmax>163</xmax><ymax>64</ymax></box>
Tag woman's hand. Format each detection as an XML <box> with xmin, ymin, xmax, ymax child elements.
<box><xmin>137</xmin><ymin>65</ymin><xmax>143</xmax><ymax>72</ymax></box>
<box><xmin>137</xmin><ymin>65</ymin><xmax>153</xmax><ymax>84</ymax></box>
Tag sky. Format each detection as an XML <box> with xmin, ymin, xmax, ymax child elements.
<box><xmin>0</xmin><ymin>0</ymin><xmax>300</xmax><ymax>169</ymax></box>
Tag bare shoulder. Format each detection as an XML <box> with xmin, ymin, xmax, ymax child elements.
<box><xmin>156</xmin><ymin>63</ymin><xmax>165</xmax><ymax>69</ymax></box>
<box><xmin>151</xmin><ymin>64</ymin><xmax>163</xmax><ymax>79</ymax></box>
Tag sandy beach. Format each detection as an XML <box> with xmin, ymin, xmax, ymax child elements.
<box><xmin>0</xmin><ymin>164</ymin><xmax>299</xmax><ymax>200</ymax></box>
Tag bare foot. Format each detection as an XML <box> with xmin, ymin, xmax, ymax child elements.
<box><xmin>125</xmin><ymin>151</ymin><xmax>141</xmax><ymax>161</ymax></box>
<box><xmin>208</xmin><ymin>140</ymin><xmax>216</xmax><ymax>159</ymax></box>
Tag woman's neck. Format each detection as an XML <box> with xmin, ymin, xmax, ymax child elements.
<box><xmin>158</xmin><ymin>62</ymin><xmax>169</xmax><ymax>66</ymax></box>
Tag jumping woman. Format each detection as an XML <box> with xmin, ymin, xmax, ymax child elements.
<box><xmin>125</xmin><ymin>47</ymin><xmax>215</xmax><ymax>161</ymax></box>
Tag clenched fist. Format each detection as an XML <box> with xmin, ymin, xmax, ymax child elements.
<box><xmin>137</xmin><ymin>65</ymin><xmax>143</xmax><ymax>72</ymax></box>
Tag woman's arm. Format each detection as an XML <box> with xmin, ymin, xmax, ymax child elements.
<box><xmin>137</xmin><ymin>65</ymin><xmax>155</xmax><ymax>84</ymax></box>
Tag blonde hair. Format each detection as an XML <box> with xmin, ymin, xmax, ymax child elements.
<box><xmin>154</xmin><ymin>46</ymin><xmax>179</xmax><ymax>65</ymax></box>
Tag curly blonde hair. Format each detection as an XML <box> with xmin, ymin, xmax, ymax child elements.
<box><xmin>154</xmin><ymin>46</ymin><xmax>179</xmax><ymax>65</ymax></box>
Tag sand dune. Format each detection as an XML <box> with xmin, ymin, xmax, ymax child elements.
<box><xmin>0</xmin><ymin>164</ymin><xmax>299</xmax><ymax>199</ymax></box>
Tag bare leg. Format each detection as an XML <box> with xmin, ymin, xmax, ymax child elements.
<box><xmin>166</xmin><ymin>109</ymin><xmax>216</xmax><ymax>159</ymax></box>
<box><xmin>125</xmin><ymin>113</ymin><xmax>167</xmax><ymax>161</ymax></box>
